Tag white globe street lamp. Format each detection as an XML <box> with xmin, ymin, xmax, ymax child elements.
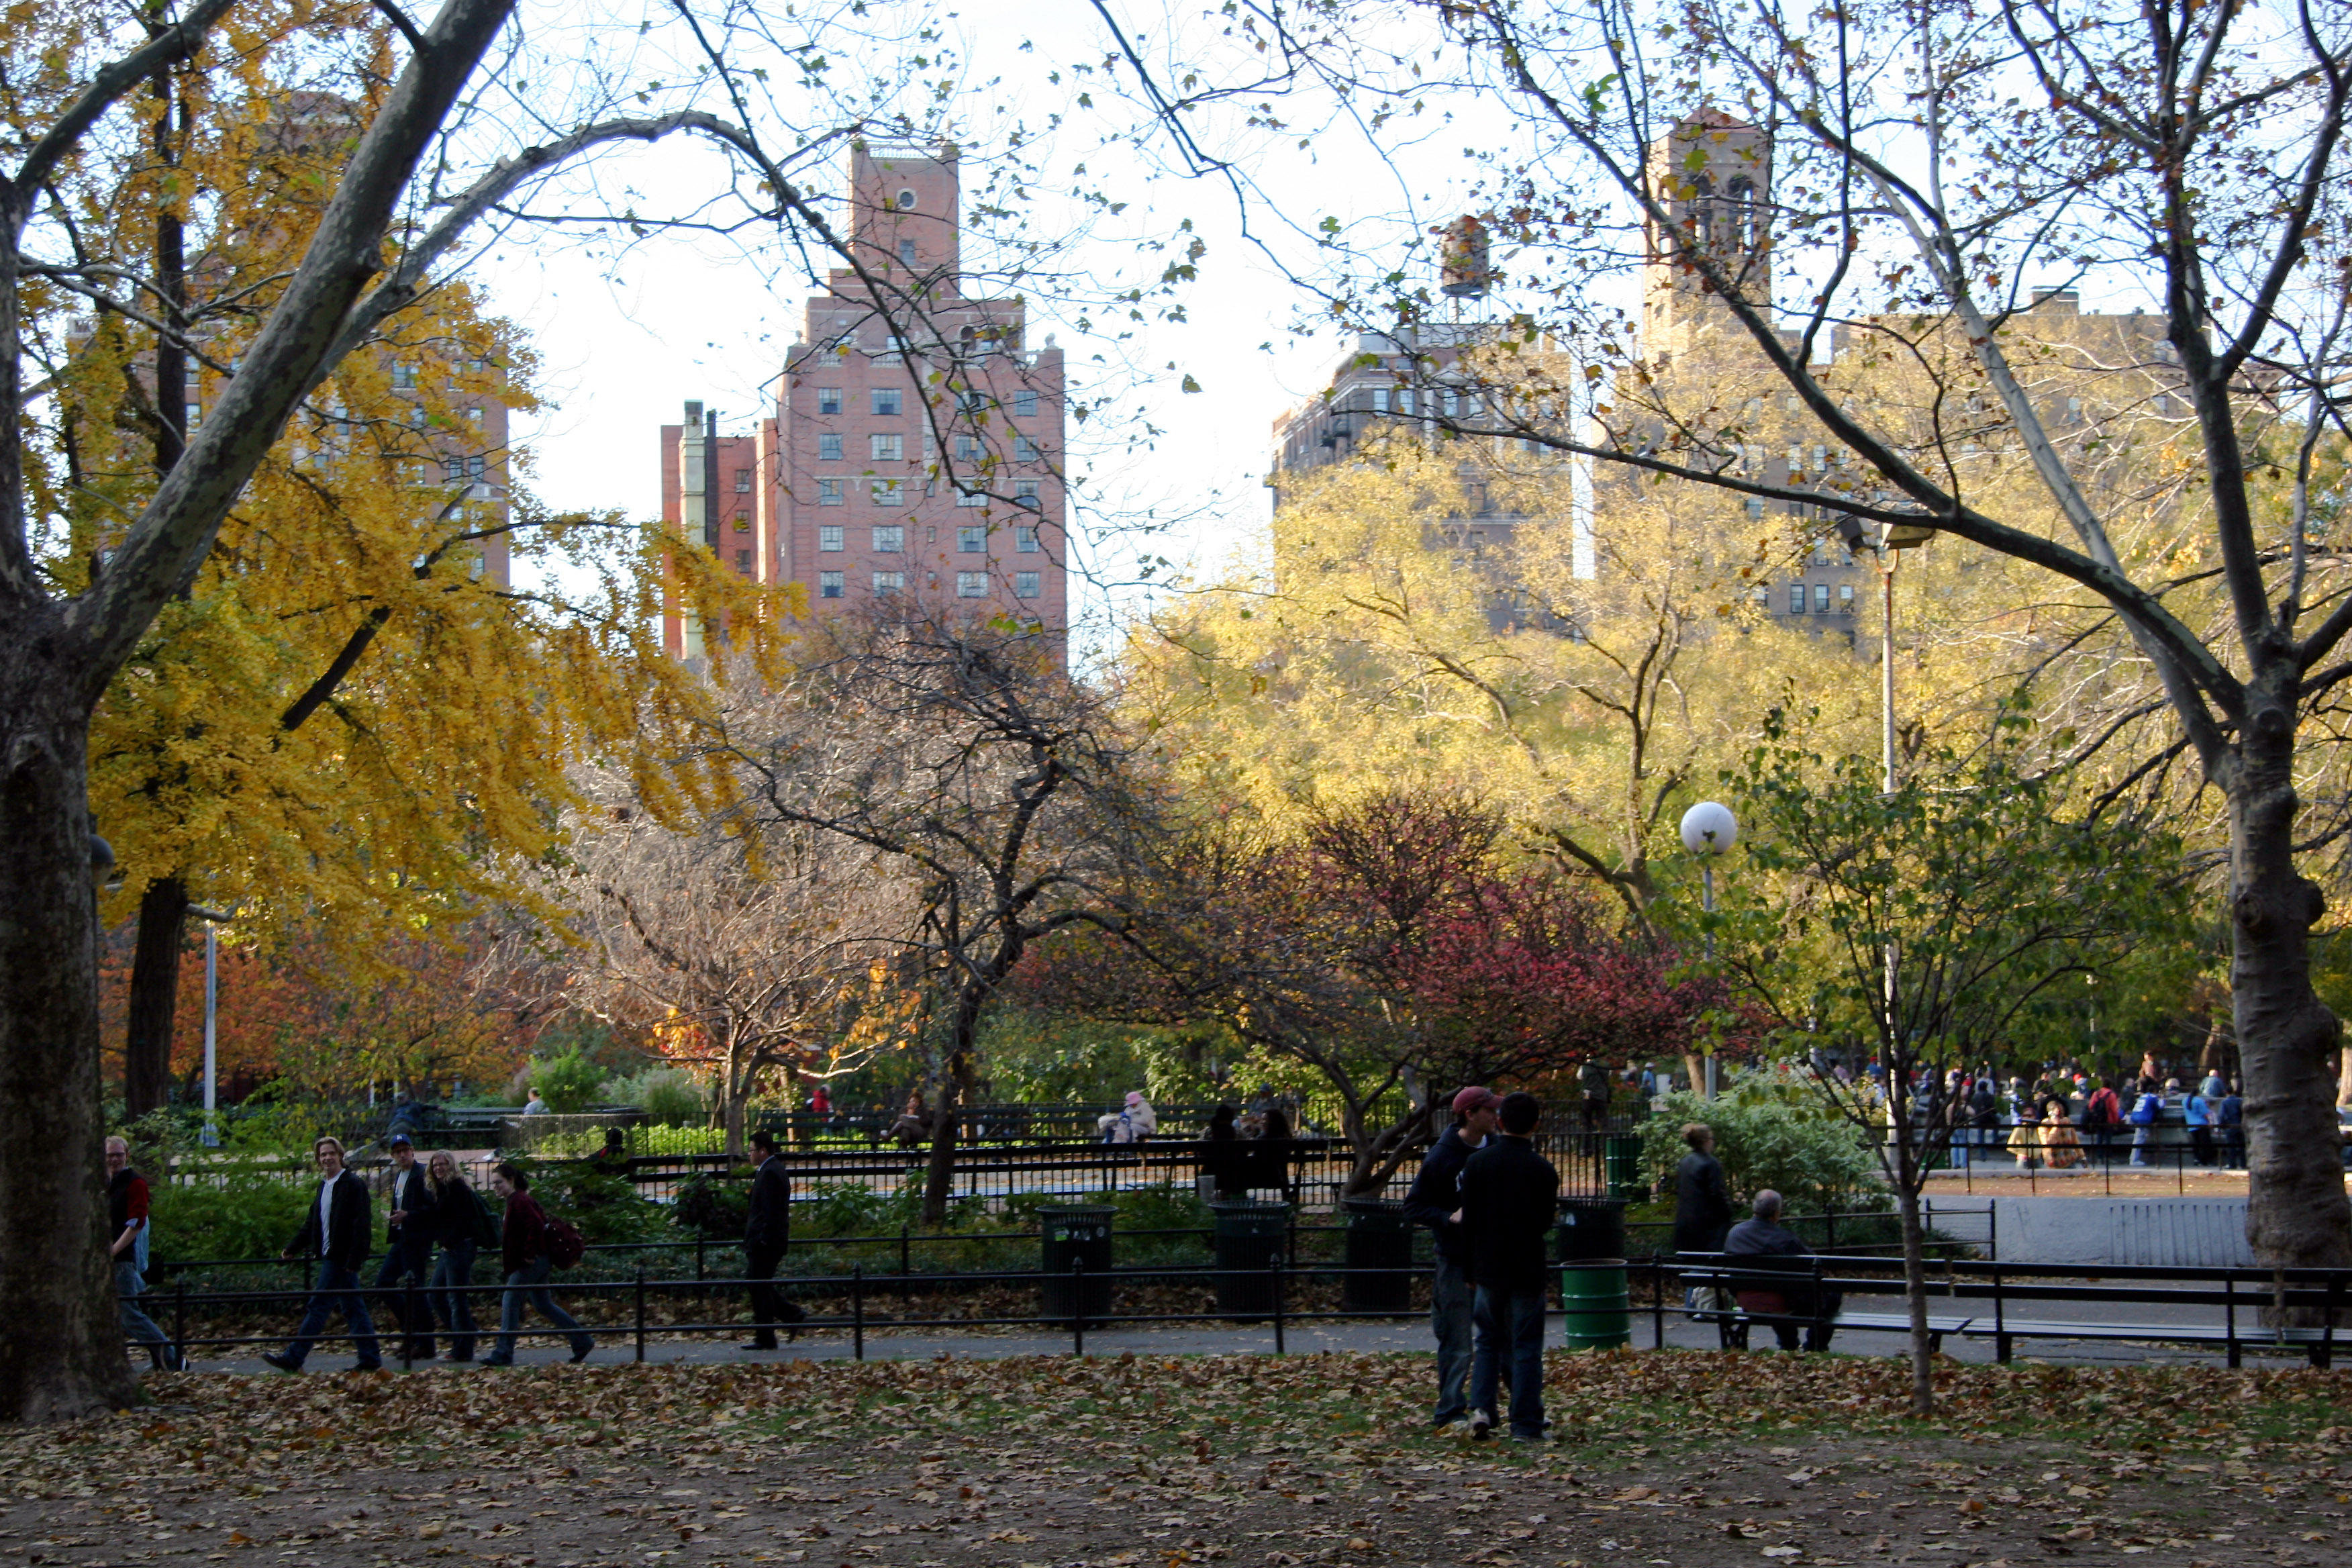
<box><xmin>1678</xmin><ymin>801</ymin><xmax>1738</xmax><ymax>1099</ymax></box>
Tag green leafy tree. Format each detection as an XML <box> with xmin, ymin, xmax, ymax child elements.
<box><xmin>1714</xmin><ymin>711</ymin><xmax>2190</xmax><ymax>1414</ymax></box>
<box><xmin>1638</xmin><ymin>1064</ymin><xmax>1885</xmax><ymax>1220</ymax></box>
<box><xmin>530</xmin><ymin>1051</ymin><xmax>607</xmax><ymax>1115</ymax></box>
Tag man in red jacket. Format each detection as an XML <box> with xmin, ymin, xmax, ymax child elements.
<box><xmin>479</xmin><ymin>1163</ymin><xmax>593</xmax><ymax>1367</ymax></box>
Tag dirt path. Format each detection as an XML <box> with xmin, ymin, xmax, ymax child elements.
<box><xmin>5</xmin><ymin>1353</ymin><xmax>2344</xmax><ymax>1568</ymax></box>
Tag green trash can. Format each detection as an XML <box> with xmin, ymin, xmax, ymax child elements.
<box><xmin>1209</xmin><ymin>1199</ymin><xmax>1291</xmax><ymax>1319</ymax></box>
<box><xmin>1340</xmin><ymin>1197</ymin><xmax>1412</xmax><ymax>1313</ymax></box>
<box><xmin>1556</xmin><ymin>1197</ymin><xmax>1626</xmax><ymax>1263</ymax></box>
<box><xmin>1560</xmin><ymin>1260</ymin><xmax>1632</xmax><ymax>1351</ymax></box>
<box><xmin>1604</xmin><ymin>1135</ymin><xmax>1645</xmax><ymax>1200</ymax></box>
<box><xmin>1038</xmin><ymin>1204</ymin><xmax>1114</xmax><ymax>1323</ymax></box>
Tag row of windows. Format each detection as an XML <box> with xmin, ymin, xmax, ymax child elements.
<box><xmin>1763</xmin><ymin>583</ymin><xmax>1856</xmax><ymax>614</ymax></box>
<box><xmin>817</xmin><ymin>524</ymin><xmax>1045</xmax><ymax>554</ymax></box>
<box><xmin>790</xmin><ymin>432</ymin><xmax>1048</xmax><ymax>464</ymax></box>
<box><xmin>812</xmin><ymin>387</ymin><xmax>1041</xmax><ymax>418</ymax></box>
<box><xmin>812</xmin><ymin>478</ymin><xmax>1041</xmax><ymax>507</ymax></box>
<box><xmin>816</xmin><ymin>570</ymin><xmax>1044</xmax><ymax>599</ymax></box>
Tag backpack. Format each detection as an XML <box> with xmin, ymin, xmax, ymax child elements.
<box><xmin>544</xmin><ymin>1214</ymin><xmax>586</xmax><ymax>1269</ymax></box>
<box><xmin>2084</xmin><ymin>1089</ymin><xmax>2119</xmax><ymax>1128</ymax></box>
<box><xmin>468</xmin><ymin>1184</ymin><xmax>501</xmax><ymax>1251</ymax></box>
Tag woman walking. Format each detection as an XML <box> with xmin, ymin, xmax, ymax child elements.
<box><xmin>426</xmin><ymin>1153</ymin><xmax>489</xmax><ymax>1362</ymax></box>
<box><xmin>480</xmin><ymin>1163</ymin><xmax>593</xmax><ymax>1367</ymax></box>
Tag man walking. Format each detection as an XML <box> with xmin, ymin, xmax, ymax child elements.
<box><xmin>1722</xmin><ymin>1190</ymin><xmax>1841</xmax><ymax>1352</ymax></box>
<box><xmin>1402</xmin><ymin>1086</ymin><xmax>1500</xmax><ymax>1428</ymax></box>
<box><xmin>1578</xmin><ymin>1059</ymin><xmax>1612</xmax><ymax>1131</ymax></box>
<box><xmin>263</xmin><ymin>1136</ymin><xmax>382</xmax><ymax>1373</ymax></box>
<box><xmin>739</xmin><ymin>1130</ymin><xmax>806</xmax><ymax>1350</ymax></box>
<box><xmin>105</xmin><ymin>1137</ymin><xmax>183</xmax><ymax>1371</ymax></box>
<box><xmin>1457</xmin><ymin>1091</ymin><xmax>1559</xmax><ymax>1443</ymax></box>
<box><xmin>480</xmin><ymin>1162</ymin><xmax>593</xmax><ymax>1366</ymax></box>
<box><xmin>374</xmin><ymin>1133</ymin><xmax>437</xmax><ymax>1361</ymax></box>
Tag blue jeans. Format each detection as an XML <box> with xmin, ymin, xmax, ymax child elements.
<box><xmin>375</xmin><ymin>1238</ymin><xmax>436</xmax><ymax>1359</ymax></box>
<box><xmin>1430</xmin><ymin>1254</ymin><xmax>1474</xmax><ymax>1424</ymax></box>
<box><xmin>283</xmin><ymin>1260</ymin><xmax>381</xmax><ymax>1369</ymax></box>
<box><xmin>1469</xmin><ymin>1284</ymin><xmax>1547</xmax><ymax>1439</ymax></box>
<box><xmin>488</xmin><ymin>1258</ymin><xmax>592</xmax><ymax>1363</ymax></box>
<box><xmin>116</xmin><ymin>1260</ymin><xmax>177</xmax><ymax>1365</ymax></box>
<box><xmin>430</xmin><ymin>1240</ymin><xmax>479</xmax><ymax>1359</ymax></box>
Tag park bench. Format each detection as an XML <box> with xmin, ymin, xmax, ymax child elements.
<box><xmin>1666</xmin><ymin>1255</ymin><xmax>2347</xmax><ymax>1367</ymax></box>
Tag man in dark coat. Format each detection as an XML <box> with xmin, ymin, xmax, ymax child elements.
<box><xmin>1723</xmin><ymin>1189</ymin><xmax>1840</xmax><ymax>1351</ymax></box>
<box><xmin>1671</xmin><ymin>1123</ymin><xmax>1732</xmax><ymax>1256</ymax></box>
<box><xmin>1402</xmin><ymin>1086</ymin><xmax>1500</xmax><ymax>1428</ymax></box>
<box><xmin>1457</xmin><ymin>1091</ymin><xmax>1560</xmax><ymax>1442</ymax></box>
<box><xmin>740</xmin><ymin>1130</ymin><xmax>805</xmax><ymax>1350</ymax></box>
<box><xmin>264</xmin><ymin>1136</ymin><xmax>382</xmax><ymax>1373</ymax></box>
<box><xmin>373</xmin><ymin>1132</ymin><xmax>437</xmax><ymax>1361</ymax></box>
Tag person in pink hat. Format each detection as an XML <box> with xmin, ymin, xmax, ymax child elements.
<box><xmin>1402</xmin><ymin>1085</ymin><xmax>1503</xmax><ymax>1428</ymax></box>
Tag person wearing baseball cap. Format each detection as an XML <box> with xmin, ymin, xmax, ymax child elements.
<box><xmin>374</xmin><ymin>1131</ymin><xmax>438</xmax><ymax>1361</ymax></box>
<box><xmin>1402</xmin><ymin>1085</ymin><xmax>1503</xmax><ymax>1428</ymax></box>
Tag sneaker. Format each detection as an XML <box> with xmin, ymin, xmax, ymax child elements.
<box><xmin>569</xmin><ymin>1344</ymin><xmax>593</xmax><ymax>1364</ymax></box>
<box><xmin>738</xmin><ymin>1341</ymin><xmax>781</xmax><ymax>1353</ymax></box>
<box><xmin>476</xmin><ymin>1359</ymin><xmax>512</xmax><ymax>1369</ymax></box>
<box><xmin>260</xmin><ymin>1352</ymin><xmax>301</xmax><ymax>1374</ymax></box>
<box><xmin>1467</xmin><ymin>1411</ymin><xmax>1493</xmax><ymax>1442</ymax></box>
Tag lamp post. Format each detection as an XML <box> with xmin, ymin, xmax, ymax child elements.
<box><xmin>1679</xmin><ymin>800</ymin><xmax>1738</xmax><ymax>1098</ymax></box>
<box><xmin>189</xmin><ymin>905</ymin><xmax>234</xmax><ymax>1147</ymax></box>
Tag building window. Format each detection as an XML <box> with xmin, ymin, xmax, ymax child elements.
<box><xmin>1839</xmin><ymin>583</ymin><xmax>1855</xmax><ymax>612</ymax></box>
<box><xmin>955</xmin><ymin>486</ymin><xmax>987</xmax><ymax>507</ymax></box>
<box><xmin>1746</xmin><ymin>497</ymin><xmax>1765</xmax><ymax>519</ymax></box>
<box><xmin>954</xmin><ymin>434</ymin><xmax>983</xmax><ymax>461</ymax></box>
<box><xmin>818</xmin><ymin>525</ymin><xmax>844</xmax><ymax>552</ymax></box>
<box><xmin>391</xmin><ymin>362</ymin><xmax>416</xmax><ymax>391</ymax></box>
<box><xmin>957</xmin><ymin>571</ymin><xmax>988</xmax><ymax>598</ymax></box>
<box><xmin>1015</xmin><ymin>526</ymin><xmax>1040</xmax><ymax>554</ymax></box>
<box><xmin>872</xmin><ymin>571</ymin><xmax>903</xmax><ymax>595</ymax></box>
<box><xmin>1015</xmin><ymin>571</ymin><xmax>1041</xmax><ymax>600</ymax></box>
<box><xmin>872</xmin><ymin>387</ymin><xmax>902</xmax><ymax>416</ymax></box>
<box><xmin>816</xmin><ymin>479</ymin><xmax>842</xmax><ymax>506</ymax></box>
<box><xmin>897</xmin><ymin>239</ymin><xmax>918</xmax><ymax>266</ymax></box>
<box><xmin>1753</xmin><ymin>585</ymin><xmax>1770</xmax><ymax>609</ymax></box>
<box><xmin>734</xmin><ymin>469</ymin><xmax>752</xmax><ymax>493</ymax></box>
<box><xmin>1812</xmin><ymin>584</ymin><xmax>1830</xmax><ymax>612</ymax></box>
<box><xmin>818</xmin><ymin>433</ymin><xmax>843</xmax><ymax>460</ymax></box>
<box><xmin>895</xmin><ymin>187</ymin><xmax>916</xmax><ymax>210</ymax></box>
<box><xmin>1788</xmin><ymin>583</ymin><xmax>1806</xmax><ymax>614</ymax></box>
<box><xmin>736</xmin><ymin>549</ymin><xmax>753</xmax><ymax>571</ymax></box>
<box><xmin>871</xmin><ymin>479</ymin><xmax>903</xmax><ymax>507</ymax></box>
<box><xmin>819</xmin><ymin>571</ymin><xmax>844</xmax><ymax>599</ymax></box>
<box><xmin>870</xmin><ymin>434</ymin><xmax>903</xmax><ymax>462</ymax></box>
<box><xmin>1014</xmin><ymin>434</ymin><xmax>1040</xmax><ymax>462</ymax></box>
<box><xmin>817</xmin><ymin>387</ymin><xmax>842</xmax><ymax>415</ymax></box>
<box><xmin>871</xmin><ymin>524</ymin><xmax>904</xmax><ymax>552</ymax></box>
<box><xmin>1014</xmin><ymin>479</ymin><xmax>1040</xmax><ymax>509</ymax></box>
<box><xmin>733</xmin><ymin>514</ymin><xmax>749</xmax><ymax>532</ymax></box>
<box><xmin>956</xmin><ymin>525</ymin><xmax>985</xmax><ymax>552</ymax></box>
<box><xmin>1013</xmin><ymin>389</ymin><xmax>1038</xmax><ymax>417</ymax></box>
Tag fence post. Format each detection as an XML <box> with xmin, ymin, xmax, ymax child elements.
<box><xmin>1651</xmin><ymin>1254</ymin><xmax>1665</xmax><ymax>1351</ymax></box>
<box><xmin>1071</xmin><ymin>1258</ymin><xmax>1085</xmax><ymax>1359</ymax></box>
<box><xmin>2224</xmin><ymin>1269</ymin><xmax>2239</xmax><ymax>1371</ymax></box>
<box><xmin>852</xmin><ymin>1265</ymin><xmax>865</xmax><ymax>1362</ymax></box>
<box><xmin>634</xmin><ymin>1267</ymin><xmax>647</xmax><ymax>1365</ymax></box>
<box><xmin>695</xmin><ymin>1234</ymin><xmax>706</xmax><ymax>1283</ymax></box>
<box><xmin>402</xmin><ymin>1279</ymin><xmax>419</xmax><ymax>1373</ymax></box>
<box><xmin>1271</xmin><ymin>1259</ymin><xmax>1285</xmax><ymax>1356</ymax></box>
<box><xmin>900</xmin><ymin>1224</ymin><xmax>911</xmax><ymax>1306</ymax></box>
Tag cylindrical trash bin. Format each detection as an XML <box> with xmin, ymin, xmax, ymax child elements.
<box><xmin>1340</xmin><ymin>1197</ymin><xmax>1412</xmax><ymax>1313</ymax></box>
<box><xmin>1559</xmin><ymin>1260</ymin><xmax>1632</xmax><ymax>1351</ymax></box>
<box><xmin>1209</xmin><ymin>1199</ymin><xmax>1291</xmax><ymax>1320</ymax></box>
<box><xmin>1556</xmin><ymin>1197</ymin><xmax>1627</xmax><ymax>1263</ymax></box>
<box><xmin>1604</xmin><ymin>1135</ymin><xmax>1645</xmax><ymax>1199</ymax></box>
<box><xmin>1038</xmin><ymin>1204</ymin><xmax>1115</xmax><ymax>1323</ymax></box>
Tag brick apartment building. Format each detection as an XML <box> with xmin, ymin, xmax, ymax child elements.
<box><xmin>660</xmin><ymin>142</ymin><xmax>1069</xmax><ymax>658</ymax></box>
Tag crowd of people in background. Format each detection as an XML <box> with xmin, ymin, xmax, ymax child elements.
<box><xmin>1906</xmin><ymin>1061</ymin><xmax>2248</xmax><ymax>1171</ymax></box>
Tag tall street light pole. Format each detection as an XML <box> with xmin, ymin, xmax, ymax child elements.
<box><xmin>1680</xmin><ymin>800</ymin><xmax>1738</xmax><ymax>1099</ymax></box>
<box><xmin>189</xmin><ymin>905</ymin><xmax>233</xmax><ymax>1147</ymax></box>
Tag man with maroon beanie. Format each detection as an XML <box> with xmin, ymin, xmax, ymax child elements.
<box><xmin>1403</xmin><ymin>1086</ymin><xmax>1501</xmax><ymax>1428</ymax></box>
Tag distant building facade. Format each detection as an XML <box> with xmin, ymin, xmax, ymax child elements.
<box><xmin>661</xmin><ymin>143</ymin><xmax>1069</xmax><ymax>658</ymax></box>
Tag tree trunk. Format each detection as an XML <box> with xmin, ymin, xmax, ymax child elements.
<box><xmin>0</xmin><ymin>680</ymin><xmax>140</xmax><ymax>1421</ymax></box>
<box><xmin>1896</xmin><ymin>1180</ymin><xmax>1933</xmax><ymax>1418</ymax></box>
<box><xmin>2230</xmin><ymin>736</ymin><xmax>2352</xmax><ymax>1271</ymax></box>
<box><xmin>1683</xmin><ymin>1051</ymin><xmax>1707</xmax><ymax>1098</ymax></box>
<box><xmin>922</xmin><ymin>997</ymin><xmax>983</xmax><ymax>1225</ymax></box>
<box><xmin>124</xmin><ymin>875</ymin><xmax>189</xmax><ymax>1118</ymax></box>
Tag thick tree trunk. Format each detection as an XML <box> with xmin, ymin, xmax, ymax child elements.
<box><xmin>2230</xmin><ymin>735</ymin><xmax>2352</xmax><ymax>1271</ymax></box>
<box><xmin>1896</xmin><ymin>1180</ymin><xmax>1932</xmax><ymax>1418</ymax></box>
<box><xmin>124</xmin><ymin>876</ymin><xmax>189</xmax><ymax>1117</ymax></box>
<box><xmin>0</xmin><ymin>679</ymin><xmax>140</xmax><ymax>1421</ymax></box>
<box><xmin>922</xmin><ymin>1000</ymin><xmax>982</xmax><ymax>1226</ymax></box>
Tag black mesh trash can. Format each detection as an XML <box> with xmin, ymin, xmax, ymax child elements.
<box><xmin>1340</xmin><ymin>1197</ymin><xmax>1412</xmax><ymax>1313</ymax></box>
<box><xmin>1038</xmin><ymin>1204</ymin><xmax>1114</xmax><ymax>1323</ymax></box>
<box><xmin>1556</xmin><ymin>1196</ymin><xmax>1627</xmax><ymax>1264</ymax></box>
<box><xmin>1209</xmin><ymin>1199</ymin><xmax>1291</xmax><ymax>1320</ymax></box>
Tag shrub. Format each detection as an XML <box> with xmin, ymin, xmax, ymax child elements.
<box><xmin>1638</xmin><ymin>1063</ymin><xmax>1886</xmax><ymax>1218</ymax></box>
<box><xmin>531</xmin><ymin>1050</ymin><xmax>606</xmax><ymax>1114</ymax></box>
<box><xmin>145</xmin><ymin>1156</ymin><xmax>315</xmax><ymax>1267</ymax></box>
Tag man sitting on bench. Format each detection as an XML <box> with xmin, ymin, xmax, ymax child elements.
<box><xmin>1723</xmin><ymin>1190</ymin><xmax>1841</xmax><ymax>1353</ymax></box>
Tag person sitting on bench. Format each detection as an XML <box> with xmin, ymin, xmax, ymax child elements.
<box><xmin>1722</xmin><ymin>1190</ymin><xmax>1841</xmax><ymax>1353</ymax></box>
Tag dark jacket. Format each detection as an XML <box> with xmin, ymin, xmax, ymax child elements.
<box><xmin>1198</xmin><ymin>1132</ymin><xmax>1253</xmax><ymax>1198</ymax></box>
<box><xmin>288</xmin><ymin>1169</ymin><xmax>375</xmax><ymax>1272</ymax></box>
<box><xmin>501</xmin><ymin>1188</ymin><xmax>552</xmax><ymax>1277</ymax></box>
<box><xmin>1457</xmin><ymin>1134</ymin><xmax>1560</xmax><ymax>1293</ymax></box>
<box><xmin>1722</xmin><ymin>1217</ymin><xmax>1835</xmax><ymax>1318</ymax></box>
<box><xmin>1671</xmin><ymin>1150</ymin><xmax>1732</xmax><ymax>1256</ymax></box>
<box><xmin>1246</xmin><ymin>1136</ymin><xmax>1296</xmax><ymax>1195</ymax></box>
<box><xmin>744</xmin><ymin>1155</ymin><xmax>791</xmax><ymax>1252</ymax></box>
<box><xmin>1723</xmin><ymin>1217</ymin><xmax>1809</xmax><ymax>1259</ymax></box>
<box><xmin>384</xmin><ymin>1161</ymin><xmax>436</xmax><ymax>1248</ymax></box>
<box><xmin>1402</xmin><ymin>1126</ymin><xmax>1485</xmax><ymax>1265</ymax></box>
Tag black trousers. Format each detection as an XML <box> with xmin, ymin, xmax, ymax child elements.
<box><xmin>744</xmin><ymin>1242</ymin><xmax>803</xmax><ymax>1345</ymax></box>
<box><xmin>374</xmin><ymin>1237</ymin><xmax>436</xmax><ymax>1358</ymax></box>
